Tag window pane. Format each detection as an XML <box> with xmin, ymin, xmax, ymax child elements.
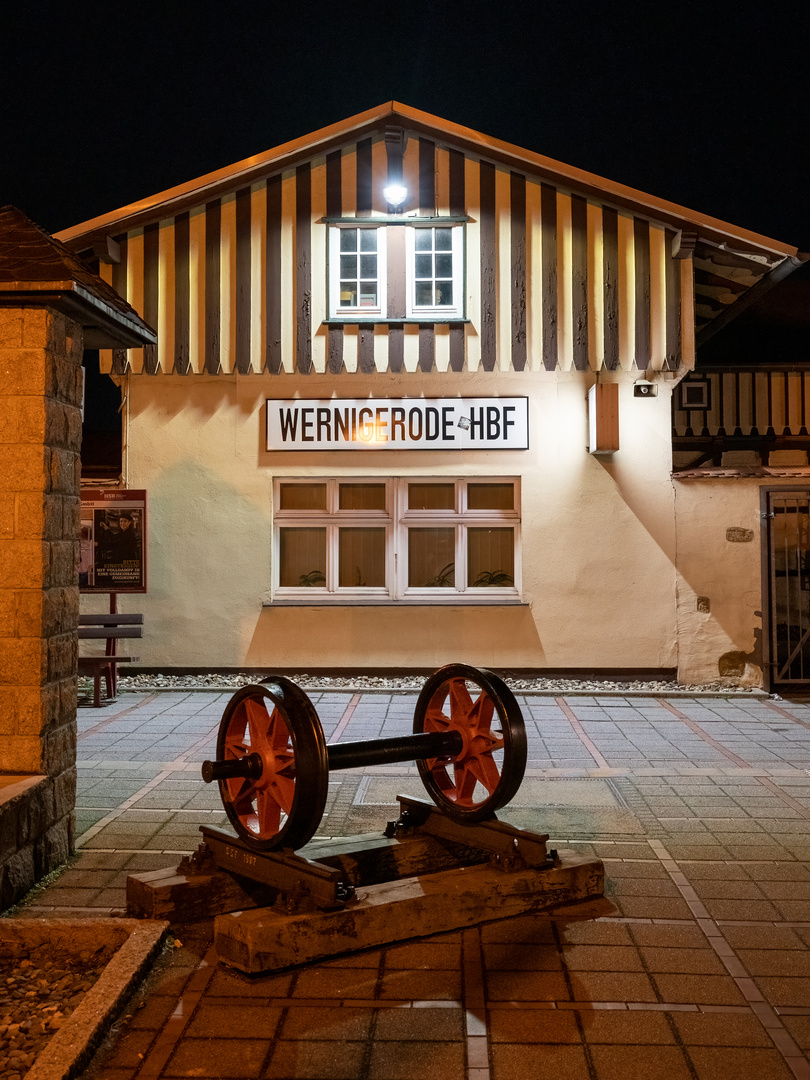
<box><xmin>414</xmin><ymin>229</ymin><xmax>432</xmax><ymax>251</ymax></box>
<box><xmin>340</xmin><ymin>282</ymin><xmax>358</xmax><ymax>305</ymax></box>
<box><xmin>359</xmin><ymin>230</ymin><xmax>377</xmax><ymax>252</ymax></box>
<box><xmin>415</xmin><ymin>281</ymin><xmax>433</xmax><ymax>306</ymax></box>
<box><xmin>340</xmin><ymin>229</ymin><xmax>357</xmax><ymax>252</ymax></box>
<box><xmin>436</xmin><ymin>282</ymin><xmax>452</xmax><ymax>306</ymax></box>
<box><xmin>340</xmin><ymin>254</ymin><xmax>357</xmax><ymax>279</ymax></box>
<box><xmin>409</xmin><ymin>528</ymin><xmax>455</xmax><ymax>587</ymax></box>
<box><xmin>279</xmin><ymin>483</ymin><xmax>327</xmax><ymax>511</ymax></box>
<box><xmin>414</xmin><ymin>254</ymin><xmax>432</xmax><ymax>278</ymax></box>
<box><xmin>467</xmin><ymin>528</ymin><xmax>514</xmax><ymax>587</ymax></box>
<box><xmin>435</xmin><ymin>254</ymin><xmax>453</xmax><ymax>278</ymax></box>
<box><xmin>339</xmin><ymin>528</ymin><xmax>385</xmax><ymax>587</ymax></box>
<box><xmin>408</xmin><ymin>483</ymin><xmax>454</xmax><ymax>510</ymax></box>
<box><xmin>339</xmin><ymin>483</ymin><xmax>386</xmax><ymax>510</ymax></box>
<box><xmin>467</xmin><ymin>483</ymin><xmax>514</xmax><ymax>510</ymax></box>
<box><xmin>279</xmin><ymin>528</ymin><xmax>326</xmax><ymax>587</ymax></box>
<box><xmin>359</xmin><ymin>254</ymin><xmax>377</xmax><ymax>279</ymax></box>
<box><xmin>435</xmin><ymin>228</ymin><xmax>453</xmax><ymax>250</ymax></box>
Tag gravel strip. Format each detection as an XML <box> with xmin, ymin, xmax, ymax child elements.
<box><xmin>97</xmin><ymin>672</ymin><xmax>761</xmax><ymax>695</ymax></box>
<box><xmin>0</xmin><ymin>945</ymin><xmax>114</xmax><ymax>1080</ymax></box>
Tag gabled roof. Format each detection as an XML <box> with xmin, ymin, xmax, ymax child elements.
<box><xmin>0</xmin><ymin>205</ymin><xmax>156</xmax><ymax>348</ymax></box>
<box><xmin>56</xmin><ymin>101</ymin><xmax>797</xmax><ymax>262</ymax></box>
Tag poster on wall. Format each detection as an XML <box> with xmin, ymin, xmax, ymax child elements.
<box><xmin>80</xmin><ymin>489</ymin><xmax>147</xmax><ymax>593</ymax></box>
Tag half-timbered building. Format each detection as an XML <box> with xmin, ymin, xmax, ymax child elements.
<box><xmin>57</xmin><ymin>103</ymin><xmax>802</xmax><ymax>687</ymax></box>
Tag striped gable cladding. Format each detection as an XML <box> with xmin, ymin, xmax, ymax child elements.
<box><xmin>58</xmin><ymin>104</ymin><xmax>796</xmax><ymax>379</ymax></box>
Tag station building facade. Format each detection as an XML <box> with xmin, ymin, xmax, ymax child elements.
<box><xmin>57</xmin><ymin>103</ymin><xmax>803</xmax><ymax>687</ymax></box>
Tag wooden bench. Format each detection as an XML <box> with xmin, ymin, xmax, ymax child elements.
<box><xmin>78</xmin><ymin>614</ymin><xmax>143</xmax><ymax>707</ymax></box>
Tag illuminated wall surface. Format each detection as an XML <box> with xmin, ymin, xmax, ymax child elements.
<box><xmin>59</xmin><ymin>104</ymin><xmax>800</xmax><ymax>684</ymax></box>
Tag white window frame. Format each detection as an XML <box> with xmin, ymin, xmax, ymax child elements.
<box><xmin>273</xmin><ymin>477</ymin><xmax>520</xmax><ymax>603</ymax></box>
<box><xmin>405</xmin><ymin>225</ymin><xmax>465</xmax><ymax>320</ymax></box>
<box><xmin>328</xmin><ymin>226</ymin><xmax>387</xmax><ymax>318</ymax></box>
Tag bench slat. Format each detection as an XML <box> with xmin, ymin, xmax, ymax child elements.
<box><xmin>78</xmin><ymin>627</ymin><xmax>143</xmax><ymax>639</ymax></box>
<box><xmin>78</xmin><ymin>614</ymin><xmax>144</xmax><ymax>626</ymax></box>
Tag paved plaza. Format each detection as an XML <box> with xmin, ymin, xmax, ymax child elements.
<box><xmin>16</xmin><ymin>687</ymin><xmax>810</xmax><ymax>1079</ymax></box>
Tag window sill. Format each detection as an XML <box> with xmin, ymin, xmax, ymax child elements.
<box><xmin>323</xmin><ymin>318</ymin><xmax>470</xmax><ymax>326</ymax></box>
<box><xmin>264</xmin><ymin>598</ymin><xmax>527</xmax><ymax>607</ymax></box>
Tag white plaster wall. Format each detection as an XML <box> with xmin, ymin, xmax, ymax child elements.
<box><xmin>106</xmin><ymin>369</ymin><xmax>680</xmax><ymax>672</ymax></box>
<box><xmin>674</xmin><ymin>479</ymin><xmax>765</xmax><ymax>686</ymax></box>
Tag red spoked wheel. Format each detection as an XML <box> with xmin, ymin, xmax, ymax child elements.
<box><xmin>413</xmin><ymin>664</ymin><xmax>526</xmax><ymax>822</ymax></box>
<box><xmin>214</xmin><ymin>678</ymin><xmax>328</xmax><ymax>851</ymax></box>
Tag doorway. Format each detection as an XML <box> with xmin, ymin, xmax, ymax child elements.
<box><xmin>763</xmin><ymin>487</ymin><xmax>810</xmax><ymax>692</ymax></box>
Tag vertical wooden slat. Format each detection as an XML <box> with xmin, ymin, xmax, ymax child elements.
<box><xmin>143</xmin><ymin>223</ymin><xmax>159</xmax><ymax>374</ymax></box>
<box><xmin>449</xmin><ymin>322</ymin><xmax>465</xmax><ymax>372</ymax></box>
<box><xmin>602</xmin><ymin>208</ymin><xmax>619</xmax><ymax>370</ymax></box>
<box><xmin>174</xmin><ymin>212</ymin><xmax>190</xmax><ymax>373</ymax></box>
<box><xmin>541</xmin><ymin>183</ymin><xmax>558</xmax><ymax>371</ymax></box>
<box><xmin>418</xmin><ymin>324</ymin><xmax>434</xmax><ymax>372</ymax></box>
<box><xmin>234</xmin><ymin>187</ymin><xmax>252</xmax><ymax>375</ymax></box>
<box><xmin>448</xmin><ymin>149</ymin><xmax>465</xmax><ymax>216</ymax></box>
<box><xmin>219</xmin><ymin>195</ymin><xmax>235</xmax><ymax>374</ymax></box>
<box><xmin>479</xmin><ymin>161</ymin><xmax>497</xmax><ymax>372</ymax></box>
<box><xmin>325</xmin><ymin>151</ymin><xmax>343</xmax><ymax>374</ymax></box>
<box><xmin>664</xmin><ymin>230</ymin><xmax>681</xmax><ymax>370</ymax></box>
<box><xmin>205</xmin><ymin>200</ymin><xmax>221</xmax><ymax>374</ymax></box>
<box><xmin>526</xmin><ymin>180</ymin><xmax>543</xmax><ymax>370</ymax></box>
<box><xmin>802</xmin><ymin>373</ymin><xmax>809</xmax><ymax>435</ymax></box>
<box><xmin>510</xmin><ymin>172</ymin><xmax>527</xmax><ymax>372</ymax></box>
<box><xmin>251</xmin><ymin>184</ymin><xmax>266</xmax><ymax>375</ymax></box>
<box><xmin>571</xmin><ymin>195</ymin><xmax>588</xmax><ymax>371</ymax></box>
<box><xmin>556</xmin><ymin>193</ymin><xmax>572</xmax><ymax>370</ymax></box>
<box><xmin>634</xmin><ymin>218</ymin><xmax>651</xmax><ymax>370</ymax></box>
<box><xmin>419</xmin><ymin>138</ymin><xmax>435</xmax><ymax>214</ymax></box>
<box><xmin>158</xmin><ymin>220</ymin><xmax>175</xmax><ymax>375</ymax></box>
<box><xmin>356</xmin><ymin>138</ymin><xmax>372</xmax><ymax>217</ymax></box>
<box><xmin>617</xmin><ymin>214</ymin><xmax>635</xmax><ymax>370</ymax></box>
<box><xmin>265</xmin><ymin>176</ymin><xmax>282</xmax><ymax>373</ymax></box>
<box><xmin>358</xmin><ymin>325</ymin><xmax>375</xmax><ymax>374</ymax></box>
<box><xmin>388</xmin><ymin>324</ymin><xmax>404</xmax><ymax>373</ymax></box>
<box><xmin>112</xmin><ymin>235</ymin><xmax>128</xmax><ymax>373</ymax></box>
<box><xmin>296</xmin><ymin>164</ymin><xmax>312</xmax><ymax>374</ymax></box>
<box><xmin>387</xmin><ymin>227</ymin><xmax>406</xmax><ymax>320</ymax></box>
<box><xmin>586</xmin><ymin>202</ymin><xmax>603</xmax><ymax>370</ymax></box>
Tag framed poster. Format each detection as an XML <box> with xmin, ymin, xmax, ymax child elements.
<box><xmin>80</xmin><ymin>489</ymin><xmax>147</xmax><ymax>593</ymax></box>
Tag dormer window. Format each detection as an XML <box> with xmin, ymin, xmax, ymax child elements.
<box><xmin>328</xmin><ymin>223</ymin><xmax>464</xmax><ymax>321</ymax></box>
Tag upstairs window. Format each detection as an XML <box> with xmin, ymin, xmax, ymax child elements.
<box><xmin>328</xmin><ymin>224</ymin><xmax>464</xmax><ymax>321</ymax></box>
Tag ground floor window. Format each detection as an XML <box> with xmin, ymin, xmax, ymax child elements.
<box><xmin>273</xmin><ymin>478</ymin><xmax>520</xmax><ymax>602</ymax></box>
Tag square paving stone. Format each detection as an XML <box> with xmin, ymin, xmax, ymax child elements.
<box><xmin>651</xmin><ymin>974</ymin><xmax>745</xmax><ymax>1006</ymax></box>
<box><xmin>263</xmin><ymin>1039</ymin><xmax>366</xmax><ymax>1079</ymax></box>
<box><xmin>488</xmin><ymin>1008</ymin><xmax>580</xmax><ymax>1043</ymax></box>
<box><xmin>568</xmin><ymin>971</ymin><xmax>657</xmax><ymax>1002</ymax></box>
<box><xmin>185</xmin><ymin>1004</ymin><xmax>282</xmax><ymax>1038</ymax></box>
<box><xmin>561</xmin><ymin>945</ymin><xmax>644</xmax><ymax>973</ymax></box>
<box><xmin>751</xmin><ymin>976</ymin><xmax>810</xmax><ymax>1007</ymax></box>
<box><xmin>293</xmin><ymin>967</ymin><xmax>380</xmax><ymax>999</ymax></box>
<box><xmin>490</xmin><ymin>1044</ymin><xmax>590</xmax><ymax>1080</ymax></box>
<box><xmin>588</xmin><ymin>1044</ymin><xmax>692</xmax><ymax>1080</ymax></box>
<box><xmin>368</xmin><ymin>1041</ymin><xmax>465</xmax><ymax>1080</ymax></box>
<box><xmin>483</xmin><ymin>944</ymin><xmax>563</xmax><ymax>971</ymax></box>
<box><xmin>639</xmin><ymin>948</ymin><xmax>725</xmax><ymax>976</ymax></box>
<box><xmin>378</xmin><ymin>969</ymin><xmax>462</xmax><ymax>1001</ymax></box>
<box><xmin>383</xmin><ymin>942</ymin><xmax>460</xmax><ymax>969</ymax></box>
<box><xmin>167</xmin><ymin>1038</ymin><xmax>272</xmax><ymax>1078</ymax></box>
<box><xmin>373</xmin><ymin>1007</ymin><xmax>464</xmax><ymax>1040</ymax></box>
<box><xmin>486</xmin><ymin>970</ymin><xmax>570</xmax><ymax>1001</ymax></box>
<box><xmin>280</xmin><ymin>1007</ymin><xmax>373</xmax><ymax>1040</ymax></box>
<box><xmin>580</xmin><ymin>1010</ymin><xmax>675</xmax><ymax>1044</ymax></box>
<box><xmin>685</xmin><ymin>1046</ymin><xmax>794</xmax><ymax>1080</ymax></box>
<box><xmin>671</xmin><ymin>1011</ymin><xmax>775</xmax><ymax>1046</ymax></box>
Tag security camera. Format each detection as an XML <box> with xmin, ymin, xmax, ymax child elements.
<box><xmin>633</xmin><ymin>380</ymin><xmax>657</xmax><ymax>397</ymax></box>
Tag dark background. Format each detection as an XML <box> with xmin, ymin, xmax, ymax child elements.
<box><xmin>2</xmin><ymin>1</ymin><xmax>806</xmax><ymax>248</ymax></box>
<box><xmin>2</xmin><ymin>0</ymin><xmax>807</xmax><ymax>440</ymax></box>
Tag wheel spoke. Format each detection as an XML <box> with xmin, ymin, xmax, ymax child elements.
<box><xmin>256</xmin><ymin>789</ymin><xmax>282</xmax><ymax>834</ymax></box>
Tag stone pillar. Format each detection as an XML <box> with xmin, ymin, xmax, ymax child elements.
<box><xmin>0</xmin><ymin>305</ymin><xmax>83</xmax><ymax>905</ymax></box>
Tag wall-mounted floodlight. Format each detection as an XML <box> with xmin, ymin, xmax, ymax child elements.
<box><xmin>383</xmin><ymin>183</ymin><xmax>408</xmax><ymax>208</ymax></box>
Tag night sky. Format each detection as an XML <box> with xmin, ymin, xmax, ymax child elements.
<box><xmin>2</xmin><ymin>2</ymin><xmax>807</xmax><ymax>249</ymax></box>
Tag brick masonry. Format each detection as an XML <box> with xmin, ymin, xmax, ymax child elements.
<box><xmin>0</xmin><ymin>305</ymin><xmax>82</xmax><ymax>908</ymax></box>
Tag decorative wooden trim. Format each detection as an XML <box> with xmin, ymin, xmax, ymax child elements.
<box><xmin>204</xmin><ymin>201</ymin><xmax>221</xmax><ymax>374</ymax></box>
<box><xmin>449</xmin><ymin>322</ymin><xmax>465</xmax><ymax>373</ymax></box>
<box><xmin>449</xmin><ymin>149</ymin><xmax>465</xmax><ymax>218</ymax></box>
<box><xmin>602</xmin><ymin>207</ymin><xmax>619</xmax><ymax>371</ymax></box>
<box><xmin>327</xmin><ymin>324</ymin><xmax>344</xmax><ymax>374</ymax></box>
<box><xmin>143</xmin><ymin>223</ymin><xmax>159</xmax><ymax>374</ymax></box>
<box><xmin>510</xmin><ymin>172</ymin><xmax>527</xmax><ymax>372</ymax></box>
<box><xmin>418</xmin><ymin>324</ymin><xmax>435</xmax><ymax>372</ymax></box>
<box><xmin>571</xmin><ymin>194</ymin><xmax>588</xmax><ymax>371</ymax></box>
<box><xmin>541</xmin><ymin>183</ymin><xmax>557</xmax><ymax>372</ymax></box>
<box><xmin>419</xmin><ymin>138</ymin><xmax>435</xmax><ymax>214</ymax></box>
<box><xmin>388</xmin><ymin>323</ymin><xmax>404</xmax><ymax>373</ymax></box>
<box><xmin>266</xmin><ymin>177</ymin><xmax>282</xmax><ymax>373</ymax></box>
<box><xmin>634</xmin><ymin>218</ymin><xmax>651</xmax><ymax>371</ymax></box>
<box><xmin>358</xmin><ymin>325</ymin><xmax>375</xmax><ymax>374</ymax></box>
<box><xmin>296</xmin><ymin>165</ymin><xmax>312</xmax><ymax>374</ymax></box>
<box><xmin>356</xmin><ymin>138</ymin><xmax>372</xmax><ymax>218</ymax></box>
<box><xmin>111</xmin><ymin>235</ymin><xmax>128</xmax><ymax>373</ymax></box>
<box><xmin>664</xmin><ymin>228</ymin><xmax>681</xmax><ymax>370</ymax></box>
<box><xmin>387</xmin><ymin>224</ymin><xmax>406</xmax><ymax>320</ymax></box>
<box><xmin>323</xmin><ymin>215</ymin><xmax>470</xmax><ymax>225</ymax></box>
<box><xmin>174</xmin><ymin>212</ymin><xmax>190</xmax><ymax>374</ymax></box>
<box><xmin>479</xmin><ymin>161</ymin><xmax>496</xmax><ymax>372</ymax></box>
<box><xmin>326</xmin><ymin>150</ymin><xmax>342</xmax><ymax>218</ymax></box>
<box><xmin>234</xmin><ymin>187</ymin><xmax>252</xmax><ymax>374</ymax></box>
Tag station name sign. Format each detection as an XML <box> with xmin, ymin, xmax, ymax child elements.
<box><xmin>266</xmin><ymin>398</ymin><xmax>529</xmax><ymax>452</ymax></box>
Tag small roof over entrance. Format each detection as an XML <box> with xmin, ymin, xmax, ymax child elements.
<box><xmin>0</xmin><ymin>205</ymin><xmax>156</xmax><ymax>348</ymax></box>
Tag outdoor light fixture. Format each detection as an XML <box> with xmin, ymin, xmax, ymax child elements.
<box><xmin>383</xmin><ymin>182</ymin><xmax>408</xmax><ymax>207</ymax></box>
<box><xmin>384</xmin><ymin>124</ymin><xmax>407</xmax><ymax>212</ymax></box>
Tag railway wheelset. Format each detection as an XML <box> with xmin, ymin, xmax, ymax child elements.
<box><xmin>202</xmin><ymin>664</ymin><xmax>529</xmax><ymax>851</ymax></box>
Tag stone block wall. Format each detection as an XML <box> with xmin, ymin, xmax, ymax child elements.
<box><xmin>0</xmin><ymin>305</ymin><xmax>83</xmax><ymax>909</ymax></box>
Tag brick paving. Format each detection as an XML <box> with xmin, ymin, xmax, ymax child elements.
<box><xmin>14</xmin><ymin>688</ymin><xmax>810</xmax><ymax>1079</ymax></box>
